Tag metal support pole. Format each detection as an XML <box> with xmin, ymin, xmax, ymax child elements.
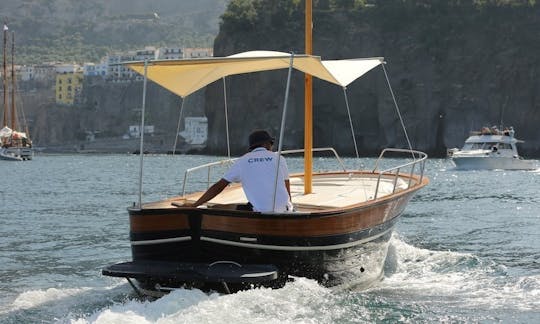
<box><xmin>137</xmin><ymin>60</ymin><xmax>148</xmax><ymax>208</ymax></box>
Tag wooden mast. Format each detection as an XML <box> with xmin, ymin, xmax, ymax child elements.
<box><xmin>10</xmin><ymin>30</ymin><xmax>16</xmax><ymax>130</ymax></box>
<box><xmin>304</xmin><ymin>0</ymin><xmax>313</xmax><ymax>194</ymax></box>
<box><xmin>2</xmin><ymin>23</ymin><xmax>7</xmax><ymax>127</ymax></box>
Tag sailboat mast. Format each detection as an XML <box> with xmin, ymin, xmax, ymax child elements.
<box><xmin>2</xmin><ymin>23</ymin><xmax>7</xmax><ymax>127</ymax></box>
<box><xmin>10</xmin><ymin>30</ymin><xmax>16</xmax><ymax>130</ymax></box>
<box><xmin>304</xmin><ymin>0</ymin><xmax>313</xmax><ymax>194</ymax></box>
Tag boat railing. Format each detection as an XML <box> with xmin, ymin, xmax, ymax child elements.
<box><xmin>372</xmin><ymin>148</ymin><xmax>428</xmax><ymax>200</ymax></box>
<box><xmin>181</xmin><ymin>158</ymin><xmax>238</xmax><ymax>196</ymax></box>
<box><xmin>181</xmin><ymin>147</ymin><xmax>346</xmax><ymax>195</ymax></box>
<box><xmin>181</xmin><ymin>147</ymin><xmax>426</xmax><ymax>199</ymax></box>
<box><xmin>280</xmin><ymin>147</ymin><xmax>347</xmax><ymax>171</ymax></box>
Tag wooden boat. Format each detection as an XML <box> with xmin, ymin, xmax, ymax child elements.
<box><xmin>103</xmin><ymin>2</ymin><xmax>428</xmax><ymax>297</ymax></box>
<box><xmin>448</xmin><ymin>126</ymin><xmax>538</xmax><ymax>170</ymax></box>
<box><xmin>0</xmin><ymin>23</ymin><xmax>33</xmax><ymax>161</ymax></box>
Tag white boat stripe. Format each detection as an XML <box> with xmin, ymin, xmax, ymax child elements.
<box><xmin>131</xmin><ymin>236</ymin><xmax>192</xmax><ymax>245</ymax></box>
<box><xmin>200</xmin><ymin>227</ymin><xmax>392</xmax><ymax>251</ymax></box>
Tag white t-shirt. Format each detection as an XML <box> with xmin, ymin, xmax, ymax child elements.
<box><xmin>223</xmin><ymin>147</ymin><xmax>290</xmax><ymax>212</ymax></box>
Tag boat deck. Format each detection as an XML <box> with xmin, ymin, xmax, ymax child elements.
<box><xmin>144</xmin><ymin>172</ymin><xmax>411</xmax><ymax>211</ymax></box>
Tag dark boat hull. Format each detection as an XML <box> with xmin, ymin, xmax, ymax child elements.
<box><xmin>117</xmin><ymin>188</ymin><xmax>417</xmax><ymax>293</ymax></box>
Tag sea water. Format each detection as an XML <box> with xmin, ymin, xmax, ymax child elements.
<box><xmin>0</xmin><ymin>154</ymin><xmax>538</xmax><ymax>323</ymax></box>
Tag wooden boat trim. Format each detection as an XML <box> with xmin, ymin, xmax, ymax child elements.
<box><xmin>199</xmin><ymin>187</ymin><xmax>419</xmax><ymax>236</ymax></box>
<box><xmin>130</xmin><ymin>213</ymin><xmax>190</xmax><ymax>232</ymax></box>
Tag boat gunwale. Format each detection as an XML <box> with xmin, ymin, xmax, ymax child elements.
<box><xmin>129</xmin><ymin>170</ymin><xmax>428</xmax><ymax>219</ymax></box>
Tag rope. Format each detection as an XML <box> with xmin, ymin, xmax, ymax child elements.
<box><xmin>382</xmin><ymin>63</ymin><xmax>416</xmax><ymax>159</ymax></box>
<box><xmin>172</xmin><ymin>97</ymin><xmax>185</xmax><ymax>155</ymax></box>
<box><xmin>342</xmin><ymin>86</ymin><xmax>368</xmax><ymax>199</ymax></box>
<box><xmin>343</xmin><ymin>87</ymin><xmax>360</xmax><ymax>162</ymax></box>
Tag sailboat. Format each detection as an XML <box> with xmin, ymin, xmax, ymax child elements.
<box><xmin>103</xmin><ymin>1</ymin><xmax>429</xmax><ymax>297</ymax></box>
<box><xmin>0</xmin><ymin>23</ymin><xmax>33</xmax><ymax>161</ymax></box>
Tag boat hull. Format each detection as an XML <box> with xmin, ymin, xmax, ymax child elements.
<box><xmin>452</xmin><ymin>156</ymin><xmax>538</xmax><ymax>170</ymax></box>
<box><xmin>121</xmin><ymin>186</ymin><xmax>419</xmax><ymax>293</ymax></box>
<box><xmin>0</xmin><ymin>147</ymin><xmax>33</xmax><ymax>161</ymax></box>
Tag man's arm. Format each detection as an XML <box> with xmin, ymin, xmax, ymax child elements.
<box><xmin>285</xmin><ymin>179</ymin><xmax>291</xmax><ymax>199</ymax></box>
<box><xmin>189</xmin><ymin>178</ymin><xmax>230</xmax><ymax>207</ymax></box>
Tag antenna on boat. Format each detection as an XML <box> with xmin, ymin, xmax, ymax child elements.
<box><xmin>499</xmin><ymin>95</ymin><xmax>508</xmax><ymax>131</ymax></box>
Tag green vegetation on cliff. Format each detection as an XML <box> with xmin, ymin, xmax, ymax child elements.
<box><xmin>0</xmin><ymin>0</ymin><xmax>228</xmax><ymax>64</ymax></box>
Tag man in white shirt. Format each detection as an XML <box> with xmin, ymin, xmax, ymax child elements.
<box><xmin>188</xmin><ymin>130</ymin><xmax>292</xmax><ymax>212</ymax></box>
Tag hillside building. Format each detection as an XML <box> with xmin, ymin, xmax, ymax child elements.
<box><xmin>159</xmin><ymin>47</ymin><xmax>183</xmax><ymax>60</ymax></box>
<box><xmin>19</xmin><ymin>64</ymin><xmax>56</xmax><ymax>81</ymax></box>
<box><xmin>55</xmin><ymin>70</ymin><xmax>83</xmax><ymax>105</ymax></box>
<box><xmin>183</xmin><ymin>48</ymin><xmax>213</xmax><ymax>58</ymax></box>
<box><xmin>83</xmin><ymin>61</ymin><xmax>107</xmax><ymax>77</ymax></box>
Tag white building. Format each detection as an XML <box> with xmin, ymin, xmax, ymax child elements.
<box><xmin>158</xmin><ymin>47</ymin><xmax>183</xmax><ymax>60</ymax></box>
<box><xmin>183</xmin><ymin>48</ymin><xmax>213</xmax><ymax>59</ymax></box>
<box><xmin>83</xmin><ymin>61</ymin><xmax>108</xmax><ymax>77</ymax></box>
<box><xmin>19</xmin><ymin>65</ymin><xmax>34</xmax><ymax>81</ymax></box>
<box><xmin>135</xmin><ymin>46</ymin><xmax>158</xmax><ymax>61</ymax></box>
<box><xmin>33</xmin><ymin>64</ymin><xmax>57</xmax><ymax>81</ymax></box>
<box><xmin>107</xmin><ymin>52</ymin><xmax>137</xmax><ymax>81</ymax></box>
<box><xmin>55</xmin><ymin>63</ymin><xmax>81</xmax><ymax>74</ymax></box>
<box><xmin>179</xmin><ymin>117</ymin><xmax>207</xmax><ymax>145</ymax></box>
<box><xmin>128</xmin><ymin>125</ymin><xmax>155</xmax><ymax>138</ymax></box>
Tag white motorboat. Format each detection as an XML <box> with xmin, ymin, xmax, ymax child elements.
<box><xmin>448</xmin><ymin>126</ymin><xmax>538</xmax><ymax>170</ymax></box>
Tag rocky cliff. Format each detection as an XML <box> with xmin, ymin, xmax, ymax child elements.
<box><xmin>204</xmin><ymin>2</ymin><xmax>540</xmax><ymax>157</ymax></box>
<box><xmin>18</xmin><ymin>78</ymin><xmax>204</xmax><ymax>152</ymax></box>
<box><xmin>13</xmin><ymin>2</ymin><xmax>540</xmax><ymax>158</ymax></box>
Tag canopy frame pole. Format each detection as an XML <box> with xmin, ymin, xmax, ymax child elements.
<box><xmin>381</xmin><ymin>63</ymin><xmax>415</xmax><ymax>159</ymax></box>
<box><xmin>222</xmin><ymin>77</ymin><xmax>231</xmax><ymax>159</ymax></box>
<box><xmin>137</xmin><ymin>60</ymin><xmax>149</xmax><ymax>208</ymax></box>
<box><xmin>272</xmin><ymin>53</ymin><xmax>294</xmax><ymax>212</ymax></box>
<box><xmin>343</xmin><ymin>87</ymin><xmax>360</xmax><ymax>161</ymax></box>
<box><xmin>172</xmin><ymin>97</ymin><xmax>186</xmax><ymax>155</ymax></box>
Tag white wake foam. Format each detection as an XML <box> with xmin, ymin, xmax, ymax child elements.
<box><xmin>373</xmin><ymin>234</ymin><xmax>540</xmax><ymax>311</ymax></box>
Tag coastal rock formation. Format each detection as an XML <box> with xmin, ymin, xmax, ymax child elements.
<box><xmin>12</xmin><ymin>2</ymin><xmax>540</xmax><ymax>158</ymax></box>
<box><xmin>205</xmin><ymin>3</ymin><xmax>540</xmax><ymax>157</ymax></box>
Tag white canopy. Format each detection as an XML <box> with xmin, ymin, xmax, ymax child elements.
<box><xmin>126</xmin><ymin>50</ymin><xmax>384</xmax><ymax>98</ymax></box>
<box><xmin>322</xmin><ymin>58</ymin><xmax>384</xmax><ymax>88</ymax></box>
